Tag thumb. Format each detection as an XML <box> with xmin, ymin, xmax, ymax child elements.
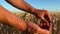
<box><xmin>41</xmin><ymin>17</ymin><xmax>48</xmax><ymax>24</ymax></box>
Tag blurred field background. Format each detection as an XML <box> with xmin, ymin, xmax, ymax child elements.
<box><xmin>0</xmin><ymin>12</ymin><xmax>60</xmax><ymax>34</ymax></box>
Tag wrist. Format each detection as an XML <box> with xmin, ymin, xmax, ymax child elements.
<box><xmin>28</xmin><ymin>8</ymin><xmax>35</xmax><ymax>14</ymax></box>
<box><xmin>33</xmin><ymin>9</ymin><xmax>39</xmax><ymax>16</ymax></box>
<box><xmin>31</xmin><ymin>8</ymin><xmax>37</xmax><ymax>14</ymax></box>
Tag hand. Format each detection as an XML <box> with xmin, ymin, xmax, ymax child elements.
<box><xmin>34</xmin><ymin>9</ymin><xmax>52</xmax><ymax>23</ymax></box>
<box><xmin>33</xmin><ymin>9</ymin><xmax>52</xmax><ymax>34</ymax></box>
<box><xmin>34</xmin><ymin>9</ymin><xmax>52</xmax><ymax>30</ymax></box>
<box><xmin>27</xmin><ymin>22</ymin><xmax>50</xmax><ymax>34</ymax></box>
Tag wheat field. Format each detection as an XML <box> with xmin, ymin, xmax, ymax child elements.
<box><xmin>0</xmin><ymin>12</ymin><xmax>60</xmax><ymax>34</ymax></box>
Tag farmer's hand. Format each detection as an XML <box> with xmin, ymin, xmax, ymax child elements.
<box><xmin>27</xmin><ymin>22</ymin><xmax>50</xmax><ymax>34</ymax></box>
<box><xmin>33</xmin><ymin>9</ymin><xmax>52</xmax><ymax>34</ymax></box>
<box><xmin>34</xmin><ymin>9</ymin><xmax>52</xmax><ymax>23</ymax></box>
<box><xmin>5</xmin><ymin>0</ymin><xmax>51</xmax><ymax>23</ymax></box>
<box><xmin>34</xmin><ymin>9</ymin><xmax>52</xmax><ymax>30</ymax></box>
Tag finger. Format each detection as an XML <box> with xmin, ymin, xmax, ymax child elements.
<box><xmin>39</xmin><ymin>23</ymin><xmax>43</xmax><ymax>27</ymax></box>
<box><xmin>42</xmin><ymin>17</ymin><xmax>50</xmax><ymax>27</ymax></box>
<box><xmin>47</xmin><ymin>13</ymin><xmax>52</xmax><ymax>23</ymax></box>
<box><xmin>43</xmin><ymin>22</ymin><xmax>47</xmax><ymax>26</ymax></box>
<box><xmin>46</xmin><ymin>13</ymin><xmax>52</xmax><ymax>27</ymax></box>
<box><xmin>45</xmin><ymin>10</ymin><xmax>52</xmax><ymax>23</ymax></box>
<box><xmin>46</xmin><ymin>21</ymin><xmax>49</xmax><ymax>26</ymax></box>
<box><xmin>41</xmin><ymin>20</ymin><xmax>50</xmax><ymax>30</ymax></box>
<box><xmin>40</xmin><ymin>22</ymin><xmax>50</xmax><ymax>30</ymax></box>
<box><xmin>44</xmin><ymin>14</ymin><xmax>51</xmax><ymax>26</ymax></box>
<box><xmin>49</xmin><ymin>23</ymin><xmax>52</xmax><ymax>31</ymax></box>
<box><xmin>41</xmin><ymin>16</ymin><xmax>48</xmax><ymax>24</ymax></box>
<box><xmin>47</xmin><ymin>14</ymin><xmax>52</xmax><ymax>31</ymax></box>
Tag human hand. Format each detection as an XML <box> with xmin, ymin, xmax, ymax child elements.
<box><xmin>34</xmin><ymin>9</ymin><xmax>52</xmax><ymax>30</ymax></box>
<box><xmin>32</xmin><ymin>9</ymin><xmax>52</xmax><ymax>34</ymax></box>
<box><xmin>27</xmin><ymin>22</ymin><xmax>50</xmax><ymax>34</ymax></box>
<box><xmin>34</xmin><ymin>9</ymin><xmax>52</xmax><ymax>23</ymax></box>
